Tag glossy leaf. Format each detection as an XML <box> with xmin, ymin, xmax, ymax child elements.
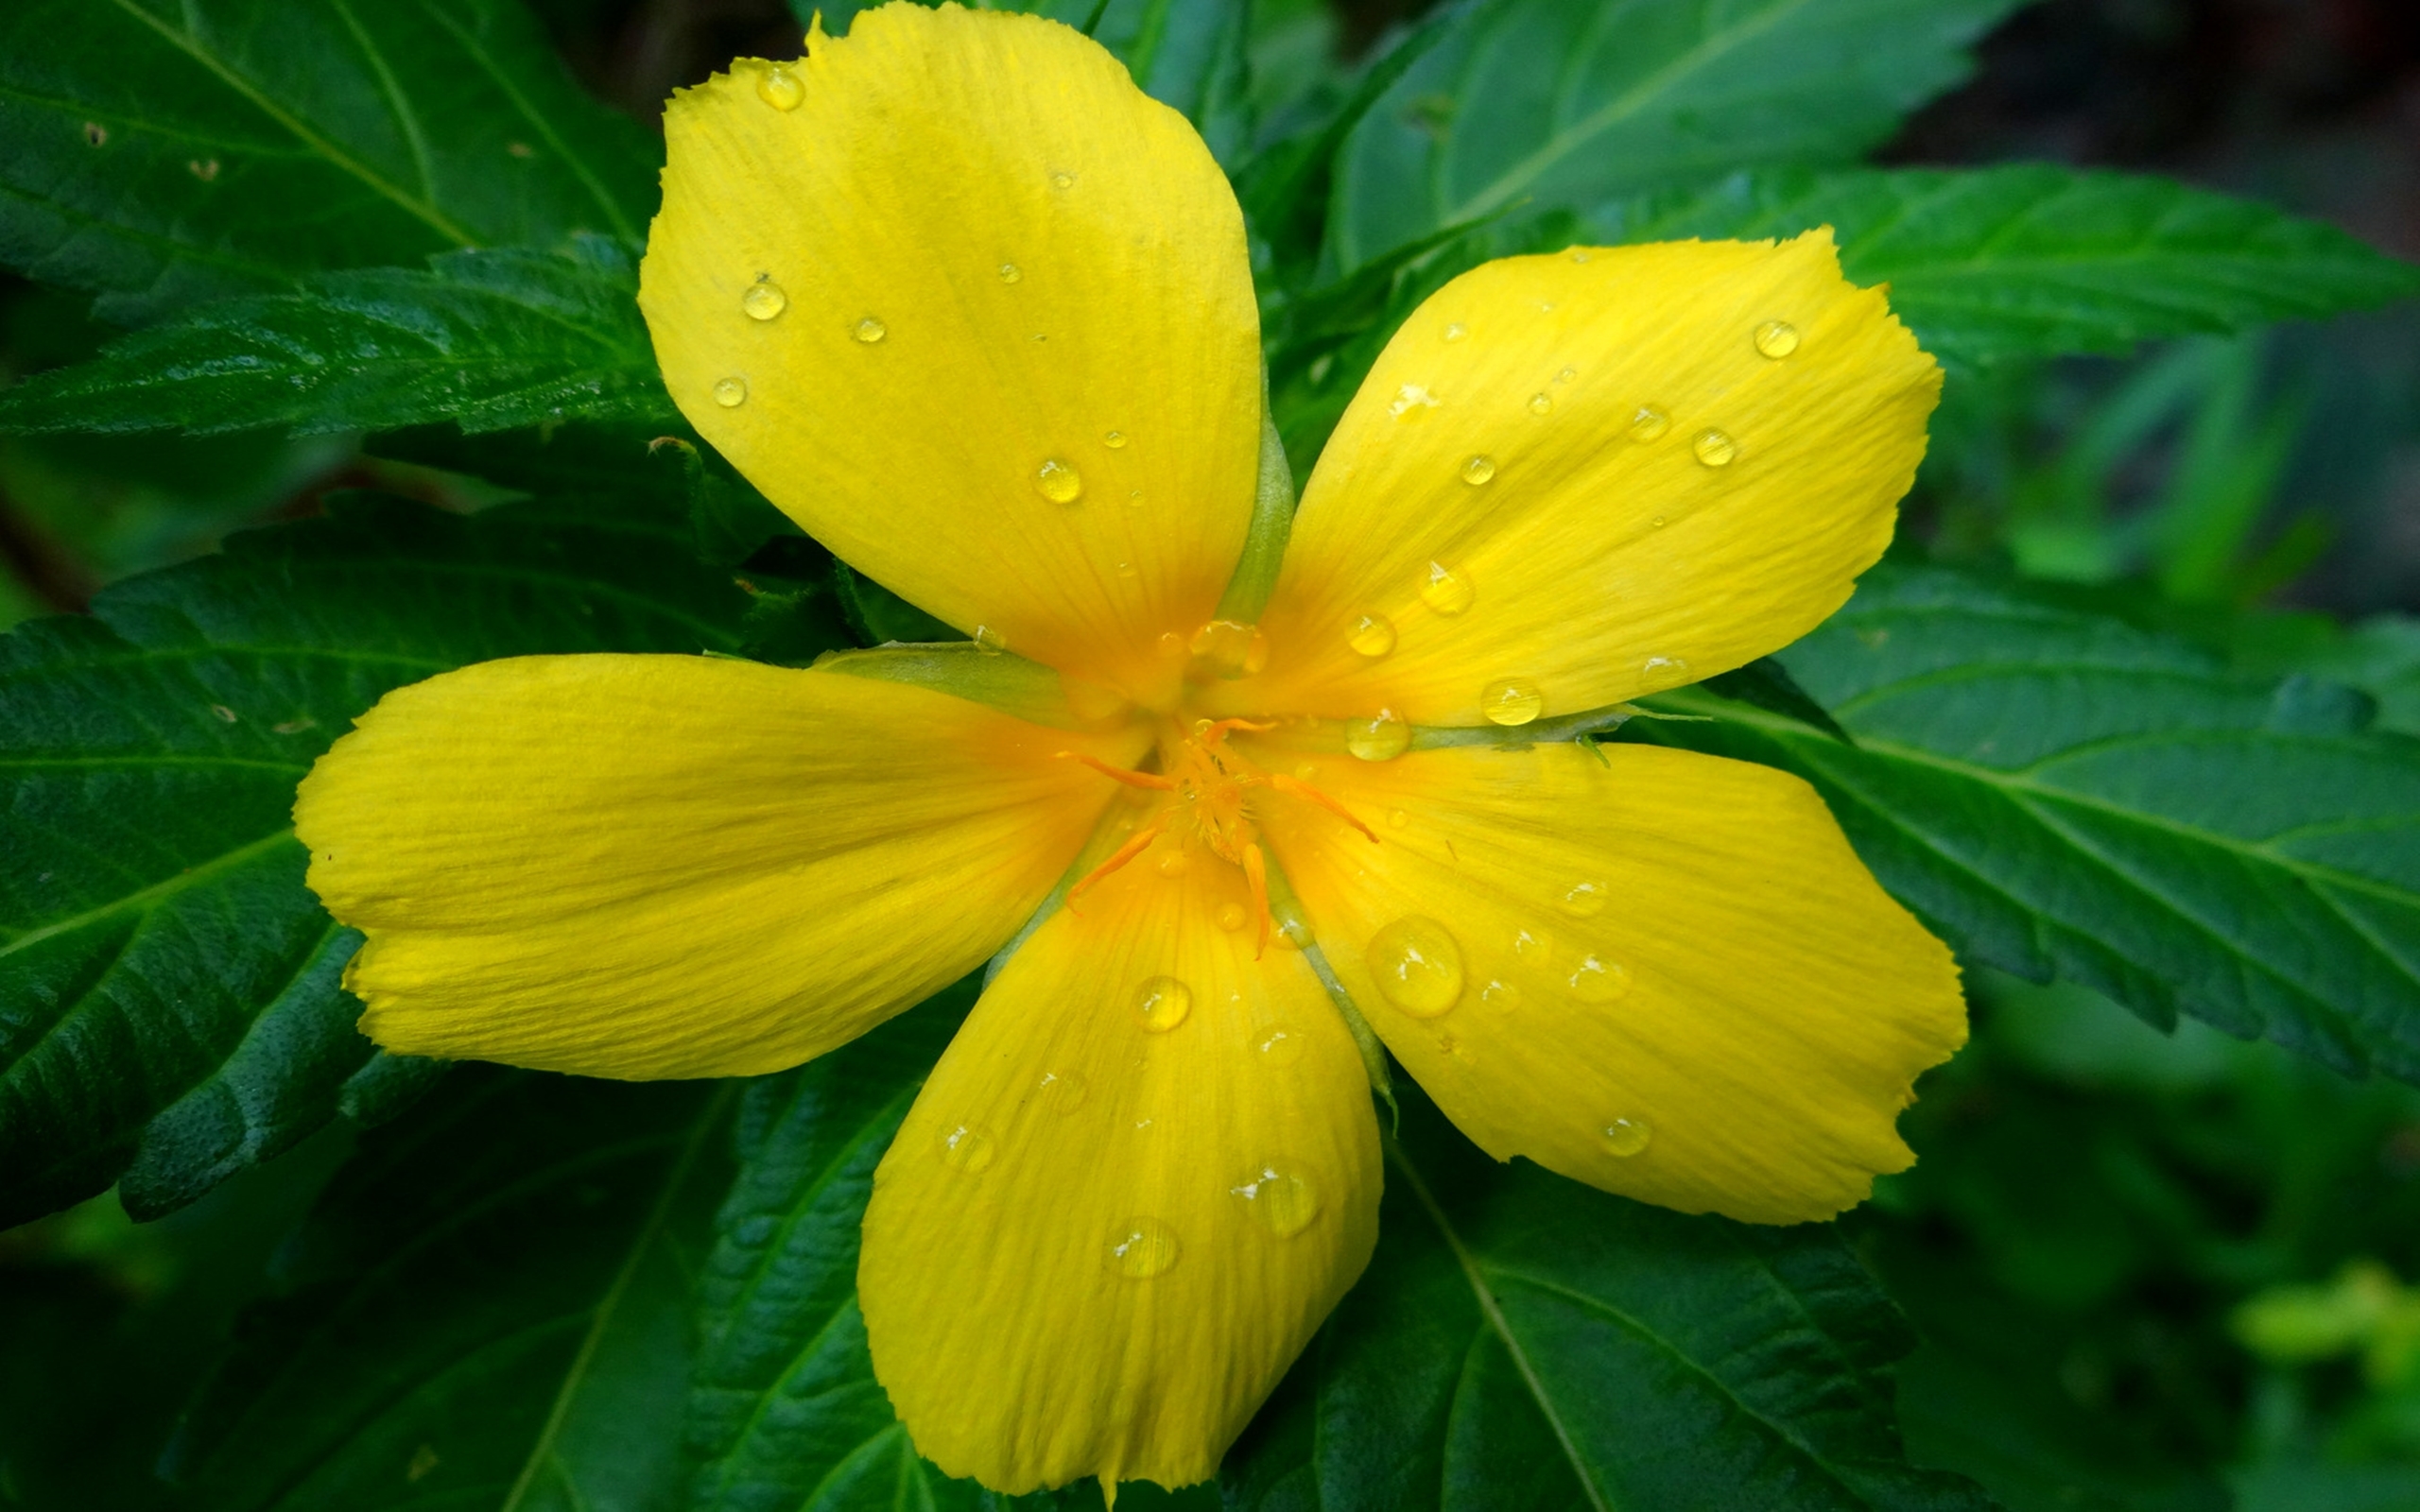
<box><xmin>0</xmin><ymin>0</ymin><xmax>658</xmax><ymax>325</ymax></box>
<box><xmin>0</xmin><ymin>240</ymin><xmax>672</xmax><ymax>438</ymax></box>
<box><xmin>0</xmin><ymin>491</ymin><xmax>792</xmax><ymax>1228</ymax></box>
<box><xmin>164</xmin><ymin>1068</ymin><xmax>734</xmax><ymax>1512</ymax></box>
<box><xmin>1592</xmin><ymin>166</ymin><xmax>2420</xmax><ymax>364</ymax></box>
<box><xmin>1323</xmin><ymin>0</ymin><xmax>2026</xmax><ymax>271</ymax></box>
<box><xmin>1222</xmin><ymin>1085</ymin><xmax>1996</xmax><ymax>1512</ymax></box>
<box><xmin>1632</xmin><ymin>566</ymin><xmax>2420</xmax><ymax>1083</ymax></box>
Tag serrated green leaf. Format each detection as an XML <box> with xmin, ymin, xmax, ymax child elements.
<box><xmin>1324</xmin><ymin>0</ymin><xmax>2027</xmax><ymax>272</ymax></box>
<box><xmin>164</xmin><ymin>1068</ymin><xmax>734</xmax><ymax>1512</ymax></box>
<box><xmin>1631</xmin><ymin>566</ymin><xmax>2420</xmax><ymax>1083</ymax></box>
<box><xmin>0</xmin><ymin>0</ymin><xmax>661</xmax><ymax>325</ymax></box>
<box><xmin>0</xmin><ymin>492</ymin><xmax>814</xmax><ymax>1228</ymax></box>
<box><xmin>0</xmin><ymin>240</ymin><xmax>671</xmax><ymax>438</ymax></box>
<box><xmin>1590</xmin><ymin>166</ymin><xmax>2420</xmax><ymax>364</ymax></box>
<box><xmin>1221</xmin><ymin>1086</ymin><xmax>1996</xmax><ymax>1512</ymax></box>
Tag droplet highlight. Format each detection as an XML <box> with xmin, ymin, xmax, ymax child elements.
<box><xmin>1693</xmin><ymin>429</ymin><xmax>1738</xmax><ymax>468</ymax></box>
<box><xmin>711</xmin><ymin>376</ymin><xmax>748</xmax><ymax>407</ymax></box>
<box><xmin>1481</xmin><ymin>979</ymin><xmax>1522</xmax><ymax>1011</ymax></box>
<box><xmin>756</xmin><ymin>65</ymin><xmax>804</xmax><ymax>111</ymax></box>
<box><xmin>1461</xmin><ymin>455</ymin><xmax>1497</xmax><ymax>486</ymax></box>
<box><xmin>1628</xmin><ymin>405</ymin><xmax>1670</xmax><ymax>441</ymax></box>
<box><xmin>1480</xmin><ymin>679</ymin><xmax>1543</xmax><ymax>726</ymax></box>
<box><xmin>1559</xmin><ymin>880</ymin><xmax>1608</xmax><ymax>919</ymax></box>
<box><xmin>741</xmin><ymin>281</ymin><xmax>787</xmax><ymax>321</ymax></box>
<box><xmin>1390</xmin><ymin>383</ymin><xmax>1440</xmax><ymax>419</ymax></box>
<box><xmin>1107</xmin><ymin>1218</ymin><xmax>1179</xmax><ymax>1278</ymax></box>
<box><xmin>1036</xmin><ymin>1070</ymin><xmax>1089</xmax><ymax>1115</ymax></box>
<box><xmin>1050</xmin><ymin>170</ymin><xmax>1077</xmax><ymax>190</ymax></box>
<box><xmin>1601</xmin><ymin>1118</ymin><xmax>1652</xmax><ymax>1157</ymax></box>
<box><xmin>1034</xmin><ymin>457</ymin><xmax>1083</xmax><ymax>504</ymax></box>
<box><xmin>1103</xmin><ymin>430</ymin><xmax>1128</xmax><ymax>449</ymax></box>
<box><xmin>997</xmin><ymin>262</ymin><xmax>1023</xmax><ymax>284</ymax></box>
<box><xmin>1257</xmin><ymin>1025</ymin><xmax>1305</xmax><ymax>1067</ymax></box>
<box><xmin>1345</xmin><ymin>710</ymin><xmax>1410</xmax><ymax>763</ymax></box>
<box><xmin>1528</xmin><ymin>392</ymin><xmax>1553</xmax><ymax>416</ymax></box>
<box><xmin>1135</xmin><ymin>975</ymin><xmax>1192</xmax><ymax>1033</ymax></box>
<box><xmin>1754</xmin><ymin>319</ymin><xmax>1801</xmax><ymax>359</ymax></box>
<box><xmin>1442</xmin><ymin>322</ymin><xmax>1468</xmax><ymax>343</ymax></box>
<box><xmin>1366</xmin><ymin>916</ymin><xmax>1465</xmax><ymax>1018</ymax></box>
<box><xmin>1217</xmin><ymin>902</ymin><xmax>1249</xmax><ymax>933</ymax></box>
<box><xmin>1566</xmin><ymin>954</ymin><xmax>1632</xmax><ymax>1005</ymax></box>
<box><xmin>1640</xmin><ymin>654</ymin><xmax>1690</xmax><ymax>681</ymax></box>
<box><xmin>1347</xmin><ymin>613</ymin><xmax>1396</xmax><ymax>659</ymax></box>
<box><xmin>852</xmin><ymin>317</ymin><xmax>887</xmax><ymax>344</ymax></box>
<box><xmin>938</xmin><ymin>1123</ymin><xmax>995</xmax><ymax>1173</ymax></box>
<box><xmin>973</xmin><ymin>624</ymin><xmax>1008</xmax><ymax>654</ymax></box>
<box><xmin>1420</xmin><ymin>561</ymin><xmax>1475</xmax><ymax>616</ymax></box>
<box><xmin>1236</xmin><ymin>1167</ymin><xmax>1321</xmax><ymax>1238</ymax></box>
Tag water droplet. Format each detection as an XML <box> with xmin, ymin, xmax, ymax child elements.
<box><xmin>1034</xmin><ymin>457</ymin><xmax>1083</xmax><ymax>503</ymax></box>
<box><xmin>1115</xmin><ymin>560</ymin><xmax>1137</xmax><ymax>579</ymax></box>
<box><xmin>741</xmin><ymin>281</ymin><xmax>787</xmax><ymax>320</ymax></box>
<box><xmin>1628</xmin><ymin>405</ymin><xmax>1669</xmax><ymax>441</ymax></box>
<box><xmin>1188</xmin><ymin>618</ymin><xmax>1261</xmax><ymax>677</ymax></box>
<box><xmin>1389</xmin><ymin>383</ymin><xmax>1439</xmax><ymax>419</ymax></box>
<box><xmin>1557</xmin><ymin>366</ymin><xmax>1578</xmax><ymax>384</ymax></box>
<box><xmin>1217</xmin><ymin>902</ymin><xmax>1249</xmax><ymax>933</ymax></box>
<box><xmin>1601</xmin><ymin>1117</ymin><xmax>1652</xmax><ymax>1157</ymax></box>
<box><xmin>1236</xmin><ymin>1167</ymin><xmax>1322</xmax><ymax>1237</ymax></box>
<box><xmin>1037</xmin><ymin>1070</ymin><xmax>1089</xmax><ymax>1115</ymax></box>
<box><xmin>1461</xmin><ymin>455</ymin><xmax>1497</xmax><ymax>486</ymax></box>
<box><xmin>712</xmin><ymin>376</ymin><xmax>748</xmax><ymax>407</ymax></box>
<box><xmin>1103</xmin><ymin>430</ymin><xmax>1128</xmax><ymax>449</ymax></box>
<box><xmin>1387</xmin><ymin>808</ymin><xmax>1409</xmax><ymax>830</ymax></box>
<box><xmin>1566</xmin><ymin>954</ymin><xmax>1631</xmax><ymax>1005</ymax></box>
<box><xmin>1347</xmin><ymin>612</ymin><xmax>1396</xmax><ymax>658</ymax></box>
<box><xmin>1420</xmin><ymin>561</ymin><xmax>1475</xmax><ymax>616</ymax></box>
<box><xmin>1754</xmin><ymin>319</ymin><xmax>1801</xmax><ymax>359</ymax></box>
<box><xmin>1558</xmin><ymin>880</ymin><xmax>1608</xmax><ymax>918</ymax></box>
<box><xmin>851</xmin><ymin>317</ymin><xmax>888</xmax><ymax>345</ymax></box>
<box><xmin>1051</xmin><ymin>170</ymin><xmax>1077</xmax><ymax>190</ymax></box>
<box><xmin>1569</xmin><ymin>249</ymin><xmax>1592</xmax><ymax>264</ymax></box>
<box><xmin>1650</xmin><ymin>514</ymin><xmax>1668</xmax><ymax>528</ymax></box>
<box><xmin>756</xmin><ymin>65</ymin><xmax>804</xmax><ymax>110</ymax></box>
<box><xmin>1135</xmin><ymin>975</ymin><xmax>1192</xmax><ymax>1032</ymax></box>
<box><xmin>1481</xmin><ymin>979</ymin><xmax>1522</xmax><ymax>1011</ymax></box>
<box><xmin>1693</xmin><ymin>429</ymin><xmax>1737</xmax><ymax>468</ymax></box>
<box><xmin>1640</xmin><ymin>654</ymin><xmax>1689</xmax><ymax>681</ymax></box>
<box><xmin>1442</xmin><ymin>322</ymin><xmax>1468</xmax><ymax>342</ymax></box>
<box><xmin>997</xmin><ymin>262</ymin><xmax>1023</xmax><ymax>283</ymax></box>
<box><xmin>1154</xmin><ymin>849</ymin><xmax>1191</xmax><ymax>879</ymax></box>
<box><xmin>1106</xmin><ymin>1217</ymin><xmax>1179</xmax><ymax>1278</ymax></box>
<box><xmin>1345</xmin><ymin>710</ymin><xmax>1410</xmax><ymax>763</ymax></box>
<box><xmin>1257</xmin><ymin>1025</ymin><xmax>1305</xmax><ymax>1066</ymax></box>
<box><xmin>938</xmin><ymin>1123</ymin><xmax>995</xmax><ymax>1173</ymax></box>
<box><xmin>1513</xmin><ymin>927</ymin><xmax>1554</xmax><ymax>966</ymax></box>
<box><xmin>973</xmin><ymin>624</ymin><xmax>1008</xmax><ymax>654</ymax></box>
<box><xmin>1367</xmin><ymin>916</ymin><xmax>1464</xmax><ymax>1017</ymax></box>
<box><xmin>1156</xmin><ymin>630</ymin><xmax>1185</xmax><ymax>658</ymax></box>
<box><xmin>1528</xmin><ymin>392</ymin><xmax>1553</xmax><ymax>416</ymax></box>
<box><xmin>1480</xmin><ymin>679</ymin><xmax>1543</xmax><ymax>726</ymax></box>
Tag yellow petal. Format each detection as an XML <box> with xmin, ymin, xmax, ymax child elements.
<box><xmin>1229</xmin><ymin>232</ymin><xmax>1939</xmax><ymax>726</ymax></box>
<box><xmin>295</xmin><ymin>655</ymin><xmax>1141</xmax><ymax>1078</ymax></box>
<box><xmin>860</xmin><ymin>822</ymin><xmax>1379</xmax><ymax>1494</ymax></box>
<box><xmin>640</xmin><ymin>5</ymin><xmax>1259</xmax><ymax>702</ymax></box>
<box><xmin>1253</xmin><ymin>737</ymin><xmax>1964</xmax><ymax>1223</ymax></box>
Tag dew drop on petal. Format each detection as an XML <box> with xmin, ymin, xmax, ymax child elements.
<box><xmin>1557</xmin><ymin>366</ymin><xmax>1578</xmax><ymax>384</ymax></box>
<box><xmin>1693</xmin><ymin>429</ymin><xmax>1738</xmax><ymax>468</ymax></box>
<box><xmin>852</xmin><ymin>317</ymin><xmax>888</xmax><ymax>344</ymax></box>
<box><xmin>741</xmin><ymin>281</ymin><xmax>787</xmax><ymax>320</ymax></box>
<box><xmin>1217</xmin><ymin>902</ymin><xmax>1249</xmax><ymax>933</ymax></box>
<box><xmin>1566</xmin><ymin>954</ymin><xmax>1632</xmax><ymax>1005</ymax></box>
<box><xmin>1481</xmin><ymin>979</ymin><xmax>1522</xmax><ymax>1011</ymax></box>
<box><xmin>1153</xmin><ymin>849</ymin><xmax>1191</xmax><ymax>879</ymax></box>
<box><xmin>1051</xmin><ymin>170</ymin><xmax>1077</xmax><ymax>190</ymax></box>
<box><xmin>1389</xmin><ymin>383</ymin><xmax>1440</xmax><ymax>420</ymax></box>
<box><xmin>756</xmin><ymin>64</ymin><xmax>804</xmax><ymax>110</ymax></box>
<box><xmin>938</xmin><ymin>1123</ymin><xmax>995</xmax><ymax>1173</ymax></box>
<box><xmin>1601</xmin><ymin>1117</ymin><xmax>1652</xmax><ymax>1157</ymax></box>
<box><xmin>1461</xmin><ymin>455</ymin><xmax>1496</xmax><ymax>486</ymax></box>
<box><xmin>1421</xmin><ymin>560</ymin><xmax>1475</xmax><ymax>616</ymax></box>
<box><xmin>1569</xmin><ymin>249</ymin><xmax>1592</xmax><ymax>264</ymax></box>
<box><xmin>1559</xmin><ymin>880</ymin><xmax>1609</xmax><ymax>919</ymax></box>
<box><xmin>1103</xmin><ymin>430</ymin><xmax>1128</xmax><ymax>449</ymax></box>
<box><xmin>1257</xmin><ymin>1025</ymin><xmax>1305</xmax><ymax>1066</ymax></box>
<box><xmin>1347</xmin><ymin>612</ymin><xmax>1396</xmax><ymax>658</ymax></box>
<box><xmin>1640</xmin><ymin>654</ymin><xmax>1689</xmax><ymax>682</ymax></box>
<box><xmin>1036</xmin><ymin>1070</ymin><xmax>1089</xmax><ymax>1115</ymax></box>
<box><xmin>973</xmin><ymin>624</ymin><xmax>1008</xmax><ymax>654</ymax></box>
<box><xmin>1754</xmin><ymin>319</ymin><xmax>1801</xmax><ymax>358</ymax></box>
<box><xmin>1345</xmin><ymin>710</ymin><xmax>1410</xmax><ymax>763</ymax></box>
<box><xmin>1443</xmin><ymin>321</ymin><xmax>1468</xmax><ymax>342</ymax></box>
<box><xmin>997</xmin><ymin>262</ymin><xmax>1023</xmax><ymax>283</ymax></box>
<box><xmin>1135</xmin><ymin>976</ymin><xmax>1192</xmax><ymax>1032</ymax></box>
<box><xmin>1366</xmin><ymin>916</ymin><xmax>1464</xmax><ymax>1017</ymax></box>
<box><xmin>1106</xmin><ymin>1217</ymin><xmax>1179</xmax><ymax>1278</ymax></box>
<box><xmin>1115</xmin><ymin>560</ymin><xmax>1137</xmax><ymax>579</ymax></box>
<box><xmin>1033</xmin><ymin>457</ymin><xmax>1083</xmax><ymax>503</ymax></box>
<box><xmin>1156</xmin><ymin>630</ymin><xmax>1185</xmax><ymax>658</ymax></box>
<box><xmin>1481</xmin><ymin>679</ymin><xmax>1543</xmax><ymax>726</ymax></box>
<box><xmin>1387</xmin><ymin>808</ymin><xmax>1409</xmax><ymax>830</ymax></box>
<box><xmin>1628</xmin><ymin>405</ymin><xmax>1669</xmax><ymax>441</ymax></box>
<box><xmin>711</xmin><ymin>376</ymin><xmax>748</xmax><ymax>407</ymax></box>
<box><xmin>1236</xmin><ymin>1167</ymin><xmax>1321</xmax><ymax>1238</ymax></box>
<box><xmin>1529</xmin><ymin>392</ymin><xmax>1553</xmax><ymax>416</ymax></box>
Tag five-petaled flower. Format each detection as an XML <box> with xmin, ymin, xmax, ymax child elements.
<box><xmin>294</xmin><ymin>4</ymin><xmax>1966</xmax><ymax>1500</ymax></box>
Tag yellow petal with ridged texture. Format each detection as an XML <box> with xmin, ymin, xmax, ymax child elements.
<box><xmin>1224</xmin><ymin>232</ymin><xmax>1937</xmax><ymax>727</ymax></box>
<box><xmin>860</xmin><ymin>820</ymin><xmax>1379</xmax><ymax>1495</ymax></box>
<box><xmin>295</xmin><ymin>655</ymin><xmax>1142</xmax><ymax>1078</ymax></box>
<box><xmin>640</xmin><ymin>5</ymin><xmax>1259</xmax><ymax>704</ymax></box>
<box><xmin>1251</xmin><ymin>737</ymin><xmax>1964</xmax><ymax>1224</ymax></box>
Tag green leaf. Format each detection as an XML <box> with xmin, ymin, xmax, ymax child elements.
<box><xmin>1630</xmin><ymin>566</ymin><xmax>2420</xmax><ymax>1083</ymax></box>
<box><xmin>1221</xmin><ymin>1085</ymin><xmax>1996</xmax><ymax>1511</ymax></box>
<box><xmin>1590</xmin><ymin>166</ymin><xmax>2420</xmax><ymax>364</ymax></box>
<box><xmin>0</xmin><ymin>491</ymin><xmax>809</xmax><ymax>1228</ymax></box>
<box><xmin>0</xmin><ymin>239</ymin><xmax>672</xmax><ymax>438</ymax></box>
<box><xmin>0</xmin><ymin>0</ymin><xmax>661</xmax><ymax>325</ymax></box>
<box><xmin>1324</xmin><ymin>0</ymin><xmax>2027</xmax><ymax>272</ymax></box>
<box><xmin>164</xmin><ymin>1068</ymin><xmax>735</xmax><ymax>1512</ymax></box>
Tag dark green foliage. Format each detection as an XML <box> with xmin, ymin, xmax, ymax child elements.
<box><xmin>1222</xmin><ymin>1085</ymin><xmax>1996</xmax><ymax>1512</ymax></box>
<box><xmin>0</xmin><ymin>240</ymin><xmax>672</xmax><ymax>437</ymax></box>
<box><xmin>1593</xmin><ymin>167</ymin><xmax>2420</xmax><ymax>364</ymax></box>
<box><xmin>0</xmin><ymin>492</ymin><xmax>807</xmax><ymax>1228</ymax></box>
<box><xmin>1630</xmin><ymin>566</ymin><xmax>2420</xmax><ymax>1081</ymax></box>
<box><xmin>0</xmin><ymin>0</ymin><xmax>660</xmax><ymax>326</ymax></box>
<box><xmin>164</xmin><ymin>1068</ymin><xmax>733</xmax><ymax>1511</ymax></box>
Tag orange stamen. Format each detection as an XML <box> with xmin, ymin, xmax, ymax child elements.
<box><xmin>1242</xmin><ymin>841</ymin><xmax>1270</xmax><ymax>959</ymax></box>
<box><xmin>1065</xmin><ymin>818</ymin><xmax>1167</xmax><ymax>913</ymax></box>
<box><xmin>1264</xmin><ymin>772</ymin><xmax>1380</xmax><ymax>843</ymax></box>
<box><xmin>1057</xmin><ymin>751</ymin><xmax>1177</xmax><ymax>790</ymax></box>
<box><xmin>1196</xmin><ymin>716</ymin><xmax>1278</xmax><ymax>748</ymax></box>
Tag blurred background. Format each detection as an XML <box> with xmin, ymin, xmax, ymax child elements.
<box><xmin>4</xmin><ymin>4</ymin><xmax>2417</xmax><ymax>1510</ymax></box>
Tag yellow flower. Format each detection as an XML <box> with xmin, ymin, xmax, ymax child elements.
<box><xmin>293</xmin><ymin>3</ymin><xmax>1965</xmax><ymax>1498</ymax></box>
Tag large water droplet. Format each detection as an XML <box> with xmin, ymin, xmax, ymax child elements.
<box><xmin>1461</xmin><ymin>455</ymin><xmax>1497</xmax><ymax>486</ymax></box>
<box><xmin>1345</xmin><ymin>710</ymin><xmax>1410</xmax><ymax>763</ymax></box>
<box><xmin>1693</xmin><ymin>429</ymin><xmax>1737</xmax><ymax>468</ymax></box>
<box><xmin>1107</xmin><ymin>1217</ymin><xmax>1179</xmax><ymax>1277</ymax></box>
<box><xmin>1640</xmin><ymin>654</ymin><xmax>1690</xmax><ymax>682</ymax></box>
<box><xmin>938</xmin><ymin>1123</ymin><xmax>995</xmax><ymax>1173</ymax></box>
<box><xmin>1348</xmin><ymin>612</ymin><xmax>1396</xmax><ymax>658</ymax></box>
<box><xmin>1558</xmin><ymin>880</ymin><xmax>1608</xmax><ymax>919</ymax></box>
<box><xmin>973</xmin><ymin>624</ymin><xmax>1008</xmax><ymax>654</ymax></box>
<box><xmin>1601</xmin><ymin>1117</ymin><xmax>1652</xmax><ymax>1157</ymax></box>
<box><xmin>1036</xmin><ymin>1070</ymin><xmax>1089</xmax><ymax>1116</ymax></box>
<box><xmin>1366</xmin><ymin>916</ymin><xmax>1464</xmax><ymax>1017</ymax></box>
<box><xmin>712</xmin><ymin>376</ymin><xmax>748</xmax><ymax>407</ymax></box>
<box><xmin>742</xmin><ymin>281</ymin><xmax>787</xmax><ymax>320</ymax></box>
<box><xmin>756</xmin><ymin>65</ymin><xmax>804</xmax><ymax>111</ymax></box>
<box><xmin>1421</xmin><ymin>560</ymin><xmax>1475</xmax><ymax>616</ymax></box>
<box><xmin>1628</xmin><ymin>405</ymin><xmax>1670</xmax><ymax>441</ymax></box>
<box><xmin>1443</xmin><ymin>322</ymin><xmax>1468</xmax><ymax>343</ymax></box>
<box><xmin>1566</xmin><ymin>954</ymin><xmax>1631</xmax><ymax>1005</ymax></box>
<box><xmin>1135</xmin><ymin>975</ymin><xmax>1192</xmax><ymax>1032</ymax></box>
<box><xmin>1481</xmin><ymin>679</ymin><xmax>1543</xmax><ymax>726</ymax></box>
<box><xmin>1754</xmin><ymin>319</ymin><xmax>1801</xmax><ymax>359</ymax></box>
<box><xmin>1236</xmin><ymin>1167</ymin><xmax>1321</xmax><ymax>1238</ymax></box>
<box><xmin>1528</xmin><ymin>392</ymin><xmax>1553</xmax><ymax>416</ymax></box>
<box><xmin>1103</xmin><ymin>430</ymin><xmax>1128</xmax><ymax>449</ymax></box>
<box><xmin>1257</xmin><ymin>1025</ymin><xmax>1305</xmax><ymax>1066</ymax></box>
<box><xmin>852</xmin><ymin>317</ymin><xmax>887</xmax><ymax>344</ymax></box>
<box><xmin>997</xmin><ymin>262</ymin><xmax>1023</xmax><ymax>284</ymax></box>
<box><xmin>1034</xmin><ymin>457</ymin><xmax>1083</xmax><ymax>503</ymax></box>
